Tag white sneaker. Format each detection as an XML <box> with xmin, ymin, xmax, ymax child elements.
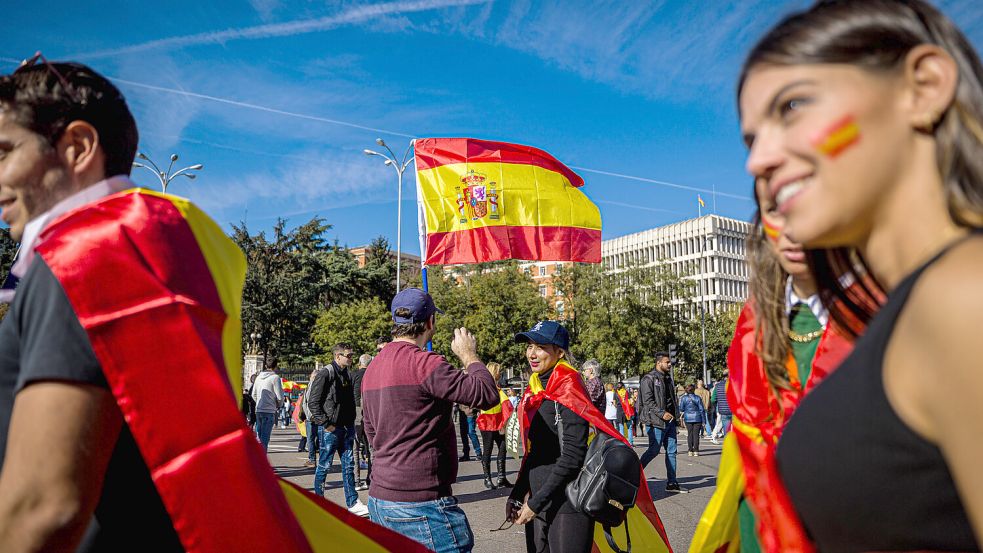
<box><xmin>711</xmin><ymin>437</ymin><xmax>719</xmax><ymax>445</ymax></box>
<box><xmin>348</xmin><ymin>499</ymin><xmax>369</xmax><ymax>517</ymax></box>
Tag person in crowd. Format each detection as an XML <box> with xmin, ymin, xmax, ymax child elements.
<box><xmin>638</xmin><ymin>352</ymin><xmax>684</xmax><ymax>493</ymax></box>
<box><xmin>302</xmin><ymin>366</ymin><xmax>323</xmax><ymax>468</ymax></box>
<box><xmin>243</xmin><ymin>373</ymin><xmax>258</xmax><ymax>428</ymax></box>
<box><xmin>724</xmin><ymin>0</ymin><xmax>983</xmax><ymax>550</ymax></box>
<box><xmin>694</xmin><ymin>379</ymin><xmax>711</xmax><ymax>436</ymax></box>
<box><xmin>580</xmin><ymin>358</ymin><xmax>606</xmax><ymax>413</ymax></box>
<box><xmin>631</xmin><ymin>388</ymin><xmax>642</xmax><ymax>437</ymax></box>
<box><xmin>678</xmin><ymin>384</ymin><xmax>707</xmax><ymax>457</ymax></box>
<box><xmin>508</xmin><ymin>321</ymin><xmax>593</xmax><ymax>552</ymax></box>
<box><xmin>362</xmin><ymin>288</ymin><xmax>499</xmax><ymax>553</ymax></box>
<box><xmin>603</xmin><ymin>383</ymin><xmax>618</xmax><ymax>430</ymax></box>
<box><xmin>295</xmin><ymin>390</ymin><xmax>308</xmax><ymax>453</ymax></box>
<box><xmin>709</xmin><ymin>372</ymin><xmax>732</xmax><ymax>442</ymax></box>
<box><xmin>279</xmin><ymin>396</ymin><xmax>291</xmax><ymax>429</ymax></box>
<box><xmin>308</xmin><ymin>343</ymin><xmax>367</xmax><ymax>516</ymax></box>
<box><xmin>252</xmin><ymin>357</ymin><xmax>284</xmax><ymax>452</ymax></box>
<box><xmin>508</xmin><ymin>320</ymin><xmax>671</xmax><ymax>552</ymax></box>
<box><xmin>352</xmin><ymin>353</ymin><xmax>372</xmax><ymax>491</ymax></box>
<box><xmin>507</xmin><ymin>388</ymin><xmax>519</xmax><ymax>409</ymax></box>
<box><xmin>476</xmin><ymin>361</ymin><xmax>514</xmax><ymax>490</ymax></box>
<box><xmin>615</xmin><ymin>381</ymin><xmax>635</xmax><ymax>445</ymax></box>
<box><xmin>457</xmin><ymin>403</ymin><xmax>482</xmax><ymax>462</ymax></box>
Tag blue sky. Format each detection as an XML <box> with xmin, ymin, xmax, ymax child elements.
<box><xmin>3</xmin><ymin>0</ymin><xmax>982</xmax><ymax>254</ymax></box>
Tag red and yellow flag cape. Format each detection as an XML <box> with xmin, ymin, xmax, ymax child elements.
<box><xmin>37</xmin><ymin>189</ymin><xmax>428</xmax><ymax>553</ymax></box>
<box><xmin>477</xmin><ymin>389</ymin><xmax>514</xmax><ymax>431</ymax></box>
<box><xmin>519</xmin><ymin>361</ymin><xmax>673</xmax><ymax>553</ymax></box>
<box><xmin>690</xmin><ymin>302</ymin><xmax>853</xmax><ymax>553</ymax></box>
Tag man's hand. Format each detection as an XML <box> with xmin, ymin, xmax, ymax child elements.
<box><xmin>325</xmin><ymin>425</ymin><xmax>336</xmax><ymax>432</ymax></box>
<box><xmin>451</xmin><ymin>327</ymin><xmax>479</xmax><ymax>367</ymax></box>
<box><xmin>662</xmin><ymin>412</ymin><xmax>674</xmax><ymax>421</ymax></box>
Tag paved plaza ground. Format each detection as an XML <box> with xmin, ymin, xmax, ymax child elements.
<box><xmin>268</xmin><ymin>425</ymin><xmax>721</xmax><ymax>552</ymax></box>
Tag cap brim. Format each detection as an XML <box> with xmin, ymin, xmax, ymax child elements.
<box><xmin>514</xmin><ymin>331</ymin><xmax>549</xmax><ymax>344</ymax></box>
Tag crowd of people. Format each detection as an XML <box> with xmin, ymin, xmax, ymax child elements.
<box><xmin>0</xmin><ymin>1</ymin><xmax>981</xmax><ymax>552</ymax></box>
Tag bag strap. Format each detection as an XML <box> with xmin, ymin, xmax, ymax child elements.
<box><xmin>603</xmin><ymin>516</ymin><xmax>631</xmax><ymax>553</ymax></box>
<box><xmin>554</xmin><ymin>402</ymin><xmax>564</xmax><ymax>454</ymax></box>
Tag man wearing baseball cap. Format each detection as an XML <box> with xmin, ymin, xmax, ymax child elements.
<box><xmin>361</xmin><ymin>288</ymin><xmax>499</xmax><ymax>553</ymax></box>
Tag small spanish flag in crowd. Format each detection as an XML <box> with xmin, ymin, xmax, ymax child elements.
<box><xmin>414</xmin><ymin>138</ymin><xmax>601</xmax><ymax>265</ymax></box>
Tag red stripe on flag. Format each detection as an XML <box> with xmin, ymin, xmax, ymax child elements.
<box><xmin>414</xmin><ymin>137</ymin><xmax>584</xmax><ymax>188</ymax></box>
<box><xmin>426</xmin><ymin>226</ymin><xmax>601</xmax><ymax>265</ymax></box>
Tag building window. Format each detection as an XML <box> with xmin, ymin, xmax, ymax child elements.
<box><xmin>539</xmin><ymin>285</ymin><xmax>547</xmax><ymax>297</ymax></box>
<box><xmin>556</xmin><ymin>301</ymin><xmax>565</xmax><ymax>316</ymax></box>
<box><xmin>539</xmin><ymin>266</ymin><xmax>547</xmax><ymax>276</ymax></box>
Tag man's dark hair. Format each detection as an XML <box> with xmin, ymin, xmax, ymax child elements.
<box><xmin>391</xmin><ymin>308</ymin><xmax>430</xmax><ymax>339</ymax></box>
<box><xmin>654</xmin><ymin>352</ymin><xmax>669</xmax><ymax>363</ymax></box>
<box><xmin>0</xmin><ymin>61</ymin><xmax>138</xmax><ymax>177</ymax></box>
<box><xmin>376</xmin><ymin>335</ymin><xmax>389</xmax><ymax>346</ymax></box>
<box><xmin>685</xmin><ymin>384</ymin><xmax>695</xmax><ymax>394</ymax></box>
<box><xmin>332</xmin><ymin>343</ymin><xmax>353</xmax><ymax>355</ymax></box>
<box><xmin>265</xmin><ymin>357</ymin><xmax>279</xmax><ymax>371</ymax></box>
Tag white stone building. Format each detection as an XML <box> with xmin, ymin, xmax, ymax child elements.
<box><xmin>601</xmin><ymin>215</ymin><xmax>752</xmax><ymax>318</ymax></box>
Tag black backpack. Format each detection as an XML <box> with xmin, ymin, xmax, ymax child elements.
<box><xmin>556</xmin><ymin>407</ymin><xmax>640</xmax><ymax>553</ymax></box>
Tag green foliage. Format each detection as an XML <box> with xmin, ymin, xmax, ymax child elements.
<box><xmin>427</xmin><ymin>261</ymin><xmax>549</xmax><ymax>371</ymax></box>
<box><xmin>311</xmin><ymin>298</ymin><xmax>392</xmax><ymax>358</ymax></box>
<box><xmin>553</xmin><ymin>262</ymin><xmax>694</xmax><ymax>379</ymax></box>
<box><xmin>678</xmin><ymin>304</ymin><xmax>741</xmax><ymax>383</ymax></box>
<box><xmin>230</xmin><ymin>216</ymin><xmax>397</xmax><ymax>362</ymax></box>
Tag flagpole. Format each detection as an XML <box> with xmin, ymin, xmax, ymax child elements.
<box><xmin>412</xmin><ymin>149</ymin><xmax>434</xmax><ymax>352</ymax></box>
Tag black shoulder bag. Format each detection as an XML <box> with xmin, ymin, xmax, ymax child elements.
<box><xmin>556</xmin><ymin>404</ymin><xmax>640</xmax><ymax>553</ymax></box>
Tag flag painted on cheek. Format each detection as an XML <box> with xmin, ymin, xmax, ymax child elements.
<box><xmin>762</xmin><ymin>217</ymin><xmax>782</xmax><ymax>243</ymax></box>
<box><xmin>812</xmin><ymin>115</ymin><xmax>860</xmax><ymax>158</ymax></box>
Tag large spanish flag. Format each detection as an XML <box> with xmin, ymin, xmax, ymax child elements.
<box><xmin>37</xmin><ymin>188</ymin><xmax>429</xmax><ymax>553</ymax></box>
<box><xmin>414</xmin><ymin>138</ymin><xmax>601</xmax><ymax>265</ymax></box>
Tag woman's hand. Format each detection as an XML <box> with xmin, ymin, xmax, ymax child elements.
<box><xmin>515</xmin><ymin>501</ymin><xmax>537</xmax><ymax>525</ymax></box>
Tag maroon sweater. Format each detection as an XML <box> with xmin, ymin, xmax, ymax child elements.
<box><xmin>362</xmin><ymin>341</ymin><xmax>498</xmax><ymax>502</ymax></box>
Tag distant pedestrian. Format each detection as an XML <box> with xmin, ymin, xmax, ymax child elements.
<box><xmin>507</xmin><ymin>388</ymin><xmax>519</xmax><ymax>409</ymax></box>
<box><xmin>457</xmin><ymin>403</ymin><xmax>482</xmax><ymax>461</ymax></box>
<box><xmin>243</xmin><ymin>373</ymin><xmax>258</xmax><ymax>428</ymax></box>
<box><xmin>362</xmin><ymin>288</ymin><xmax>499</xmax><ymax>553</ymax></box>
<box><xmin>476</xmin><ymin>362</ymin><xmax>512</xmax><ymax>490</ymax></box>
<box><xmin>308</xmin><ymin>343</ymin><xmax>367</xmax><ymax>516</ymax></box>
<box><xmin>251</xmin><ymin>357</ymin><xmax>284</xmax><ymax>452</ymax></box>
<box><xmin>581</xmin><ymin>359</ymin><xmax>605</xmax><ymax>413</ymax></box>
<box><xmin>710</xmin><ymin>372</ymin><xmax>732</xmax><ymax>440</ymax></box>
<box><xmin>638</xmin><ymin>352</ymin><xmax>683</xmax><ymax>493</ymax></box>
<box><xmin>695</xmin><ymin>379</ymin><xmax>712</xmax><ymax>435</ymax></box>
<box><xmin>679</xmin><ymin>384</ymin><xmax>707</xmax><ymax>456</ymax></box>
<box><xmin>604</xmin><ymin>383</ymin><xmax>618</xmax><ymax>430</ymax></box>
<box><xmin>302</xmin><ymin>366</ymin><xmax>323</xmax><ymax>467</ymax></box>
<box><xmin>352</xmin><ymin>353</ymin><xmax>373</xmax><ymax>491</ymax></box>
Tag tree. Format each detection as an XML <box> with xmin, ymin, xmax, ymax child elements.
<box><xmin>359</xmin><ymin>236</ymin><xmax>397</xmax><ymax>307</ymax></box>
<box><xmin>427</xmin><ymin>262</ymin><xmax>549</xmax><ymax>372</ymax></box>
<box><xmin>679</xmin><ymin>304</ymin><xmax>741</xmax><ymax>383</ymax></box>
<box><xmin>310</xmin><ymin>298</ymin><xmax>392</xmax><ymax>358</ymax></box>
<box><xmin>553</xmin><ymin>262</ymin><xmax>693</xmax><ymax>379</ymax></box>
<box><xmin>231</xmin><ymin>217</ymin><xmax>338</xmax><ymax>359</ymax></box>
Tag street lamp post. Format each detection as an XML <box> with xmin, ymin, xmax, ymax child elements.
<box><xmin>364</xmin><ymin>138</ymin><xmax>416</xmax><ymax>293</ymax></box>
<box><xmin>699</xmin><ymin>234</ymin><xmax>713</xmax><ymax>385</ymax></box>
<box><xmin>132</xmin><ymin>152</ymin><xmax>203</xmax><ymax>194</ymax></box>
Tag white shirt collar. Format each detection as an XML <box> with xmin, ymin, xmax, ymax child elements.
<box><xmin>784</xmin><ymin>276</ymin><xmax>829</xmax><ymax>328</ymax></box>
<box><xmin>0</xmin><ymin>176</ymin><xmax>134</xmax><ymax>302</ymax></box>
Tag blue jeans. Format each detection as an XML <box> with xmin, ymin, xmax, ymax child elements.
<box><xmin>718</xmin><ymin>414</ymin><xmax>733</xmax><ymax>438</ymax></box>
<box><xmin>313</xmin><ymin>425</ymin><xmax>357</xmax><ymax>508</ymax></box>
<box><xmin>465</xmin><ymin>416</ymin><xmax>481</xmax><ymax>456</ymax></box>
<box><xmin>640</xmin><ymin>421</ymin><xmax>678</xmax><ymax>485</ymax></box>
<box><xmin>255</xmin><ymin>412</ymin><xmax>275</xmax><ymax>452</ymax></box>
<box><xmin>306</xmin><ymin>420</ymin><xmax>318</xmax><ymax>463</ymax></box>
<box><xmin>368</xmin><ymin>496</ymin><xmax>474</xmax><ymax>553</ymax></box>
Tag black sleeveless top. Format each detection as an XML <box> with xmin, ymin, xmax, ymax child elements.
<box><xmin>777</xmin><ymin>237</ymin><xmax>981</xmax><ymax>553</ymax></box>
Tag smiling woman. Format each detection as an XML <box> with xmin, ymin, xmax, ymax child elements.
<box><xmin>735</xmin><ymin>1</ymin><xmax>983</xmax><ymax>552</ymax></box>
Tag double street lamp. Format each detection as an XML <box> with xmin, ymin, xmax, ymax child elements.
<box><xmin>364</xmin><ymin>138</ymin><xmax>416</xmax><ymax>293</ymax></box>
<box><xmin>132</xmin><ymin>152</ymin><xmax>203</xmax><ymax>194</ymax></box>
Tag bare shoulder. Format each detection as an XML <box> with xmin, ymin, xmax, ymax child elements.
<box><xmin>905</xmin><ymin>236</ymin><xmax>983</xmax><ymax>339</ymax></box>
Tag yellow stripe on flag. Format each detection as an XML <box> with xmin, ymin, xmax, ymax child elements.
<box><xmin>279</xmin><ymin>481</ymin><xmax>391</xmax><ymax>553</ymax></box>
<box><xmin>689</xmin><ymin>432</ymin><xmax>744</xmax><ymax>553</ymax></box>
<box><xmin>417</xmin><ymin>161</ymin><xmax>600</xmax><ymax>234</ymax></box>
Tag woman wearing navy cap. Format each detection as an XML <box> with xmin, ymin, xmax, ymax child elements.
<box><xmin>507</xmin><ymin>320</ymin><xmax>593</xmax><ymax>553</ymax></box>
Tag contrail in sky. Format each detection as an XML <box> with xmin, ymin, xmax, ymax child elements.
<box><xmin>74</xmin><ymin>0</ymin><xmax>489</xmax><ymax>60</ymax></box>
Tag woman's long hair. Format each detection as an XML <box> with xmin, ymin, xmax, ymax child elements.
<box><xmin>746</xmin><ymin>210</ymin><xmax>794</xmax><ymax>395</ymax></box>
<box><xmin>740</xmin><ymin>0</ymin><xmax>983</xmax><ymax>334</ymax></box>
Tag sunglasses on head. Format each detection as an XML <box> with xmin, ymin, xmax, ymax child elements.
<box><xmin>18</xmin><ymin>51</ymin><xmax>84</xmax><ymax>105</ymax></box>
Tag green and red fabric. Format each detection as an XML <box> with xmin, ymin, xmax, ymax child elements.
<box><xmin>518</xmin><ymin>361</ymin><xmax>673</xmax><ymax>553</ymax></box>
<box><xmin>37</xmin><ymin>189</ymin><xmax>428</xmax><ymax>553</ymax></box>
<box><xmin>691</xmin><ymin>302</ymin><xmax>854</xmax><ymax>553</ymax></box>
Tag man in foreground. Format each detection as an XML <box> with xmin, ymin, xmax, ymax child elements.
<box><xmin>362</xmin><ymin>288</ymin><xmax>499</xmax><ymax>553</ymax></box>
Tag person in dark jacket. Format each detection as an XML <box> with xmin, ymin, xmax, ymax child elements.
<box><xmin>581</xmin><ymin>359</ymin><xmax>606</xmax><ymax>413</ymax></box>
<box><xmin>352</xmin><ymin>353</ymin><xmax>372</xmax><ymax>491</ymax></box>
<box><xmin>638</xmin><ymin>351</ymin><xmax>684</xmax><ymax>493</ymax></box>
<box><xmin>307</xmin><ymin>342</ymin><xmax>367</xmax><ymax>516</ymax></box>
<box><xmin>710</xmin><ymin>373</ymin><xmax>732</xmax><ymax>441</ymax></box>
<box><xmin>509</xmin><ymin>321</ymin><xmax>594</xmax><ymax>553</ymax></box>
<box><xmin>678</xmin><ymin>384</ymin><xmax>707</xmax><ymax>456</ymax></box>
